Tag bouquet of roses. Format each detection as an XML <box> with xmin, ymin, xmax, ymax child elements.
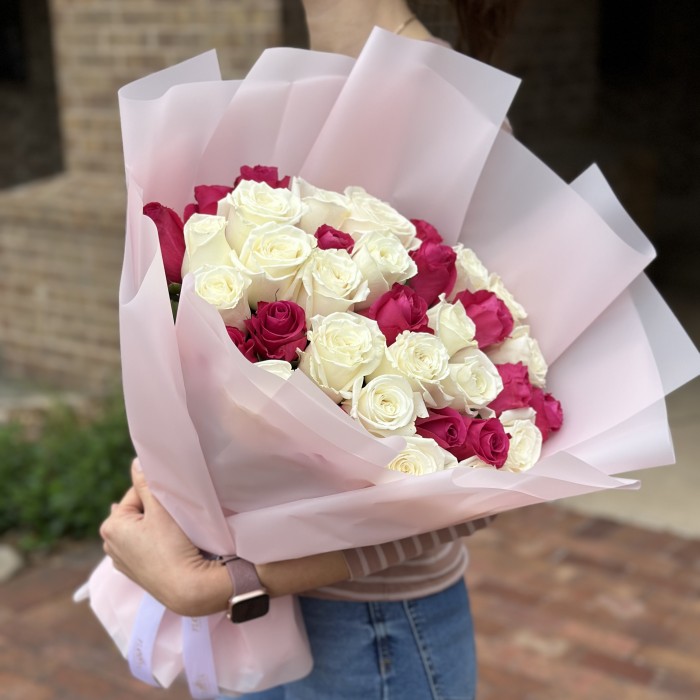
<box><xmin>147</xmin><ymin>163</ymin><xmax>562</xmax><ymax>477</ymax></box>
<box><xmin>77</xmin><ymin>29</ymin><xmax>700</xmax><ymax>698</ymax></box>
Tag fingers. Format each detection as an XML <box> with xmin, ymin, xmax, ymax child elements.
<box><xmin>119</xmin><ymin>486</ymin><xmax>143</xmax><ymax>512</ymax></box>
<box><xmin>100</xmin><ymin>507</ymin><xmax>132</xmax><ymax>574</ymax></box>
<box><xmin>131</xmin><ymin>458</ymin><xmax>155</xmax><ymax>509</ymax></box>
<box><xmin>99</xmin><ymin>512</ymin><xmax>113</xmax><ymax>543</ymax></box>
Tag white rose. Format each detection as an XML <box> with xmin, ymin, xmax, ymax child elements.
<box><xmin>372</xmin><ymin>331</ymin><xmax>452</xmax><ymax>409</ymax></box>
<box><xmin>427</xmin><ymin>295</ymin><xmax>478</xmax><ymax>357</ymax></box>
<box><xmin>443</xmin><ymin>347</ymin><xmax>503</xmax><ymax>412</ymax></box>
<box><xmin>449</xmin><ymin>244</ymin><xmax>490</xmax><ymax>299</ymax></box>
<box><xmin>298</xmin><ymin>312</ymin><xmax>385</xmax><ymax>402</ymax></box>
<box><xmin>343</xmin><ymin>374</ymin><xmax>427</xmax><ymax>437</ymax></box>
<box><xmin>486</xmin><ymin>325</ymin><xmax>547</xmax><ymax>387</ymax></box>
<box><xmin>218</xmin><ymin>179</ymin><xmax>307</xmax><ymax>253</ymax></box>
<box><xmin>486</xmin><ymin>274</ymin><xmax>528</xmax><ymax>323</ymax></box>
<box><xmin>499</xmin><ymin>407</ymin><xmax>537</xmax><ymax>425</ymax></box>
<box><xmin>256</xmin><ymin>360</ymin><xmax>294</xmax><ymax>380</ymax></box>
<box><xmin>234</xmin><ymin>222</ymin><xmax>316</xmax><ymax>307</ymax></box>
<box><xmin>294</xmin><ymin>177</ymin><xmax>352</xmax><ymax>234</ymax></box>
<box><xmin>499</xmin><ymin>408</ymin><xmax>542</xmax><ymax>473</ymax></box>
<box><xmin>350</xmin><ymin>231</ymin><xmax>417</xmax><ymax>309</ymax></box>
<box><xmin>181</xmin><ymin>214</ymin><xmax>232</xmax><ymax>276</ymax></box>
<box><xmin>297</xmin><ymin>248</ymin><xmax>369</xmax><ymax>317</ymax></box>
<box><xmin>193</xmin><ymin>264</ymin><xmax>251</xmax><ymax>330</ymax></box>
<box><xmin>342</xmin><ymin>186</ymin><xmax>418</xmax><ymax>250</ymax></box>
<box><xmin>387</xmin><ymin>436</ymin><xmax>457</xmax><ymax>476</ymax></box>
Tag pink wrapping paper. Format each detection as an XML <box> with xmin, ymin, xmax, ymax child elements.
<box><xmin>77</xmin><ymin>29</ymin><xmax>700</xmax><ymax>697</ymax></box>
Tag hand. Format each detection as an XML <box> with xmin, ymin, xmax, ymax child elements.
<box><xmin>101</xmin><ymin>459</ymin><xmax>350</xmax><ymax>611</ymax></box>
<box><xmin>100</xmin><ymin>459</ymin><xmax>231</xmax><ymax>616</ymax></box>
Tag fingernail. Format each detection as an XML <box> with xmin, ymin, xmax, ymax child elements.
<box><xmin>133</xmin><ymin>458</ymin><xmax>143</xmax><ymax>472</ymax></box>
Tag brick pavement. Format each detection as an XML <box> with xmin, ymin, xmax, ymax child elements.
<box><xmin>467</xmin><ymin>506</ymin><xmax>700</xmax><ymax>700</ymax></box>
<box><xmin>1</xmin><ymin>504</ymin><xmax>698</xmax><ymax>699</ymax></box>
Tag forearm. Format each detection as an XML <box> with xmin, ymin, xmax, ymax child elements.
<box><xmin>171</xmin><ymin>550</ymin><xmax>350</xmax><ymax>617</ymax></box>
<box><xmin>258</xmin><ymin>550</ymin><xmax>350</xmax><ymax>597</ymax></box>
<box><xmin>174</xmin><ymin>519</ymin><xmax>494</xmax><ymax>616</ymax></box>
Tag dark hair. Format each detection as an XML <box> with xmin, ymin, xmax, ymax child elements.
<box><xmin>448</xmin><ymin>0</ymin><xmax>522</xmax><ymax>63</ymax></box>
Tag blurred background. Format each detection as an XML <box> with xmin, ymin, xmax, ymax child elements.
<box><xmin>0</xmin><ymin>1</ymin><xmax>698</xmax><ymax>698</ymax></box>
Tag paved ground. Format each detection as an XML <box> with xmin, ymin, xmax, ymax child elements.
<box><xmin>2</xmin><ymin>503</ymin><xmax>698</xmax><ymax>699</ymax></box>
<box><xmin>469</xmin><ymin>505</ymin><xmax>700</xmax><ymax>700</ymax></box>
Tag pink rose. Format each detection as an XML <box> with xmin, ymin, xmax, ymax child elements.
<box><xmin>234</xmin><ymin>164</ymin><xmax>290</xmax><ymax>189</ymax></box>
<box><xmin>367</xmin><ymin>283</ymin><xmax>432</xmax><ymax>345</ymax></box>
<box><xmin>411</xmin><ymin>218</ymin><xmax>443</xmax><ymax>244</ymax></box>
<box><xmin>226</xmin><ymin>326</ymin><xmax>258</xmax><ymax>363</ymax></box>
<box><xmin>452</xmin><ymin>416</ymin><xmax>510</xmax><ymax>468</ymax></box>
<box><xmin>315</xmin><ymin>224</ymin><xmax>355</xmax><ymax>254</ymax></box>
<box><xmin>184</xmin><ymin>184</ymin><xmax>233</xmax><ymax>221</ymax></box>
<box><xmin>529</xmin><ymin>387</ymin><xmax>564</xmax><ymax>441</ymax></box>
<box><xmin>488</xmin><ymin>362</ymin><xmax>533</xmax><ymax>416</ymax></box>
<box><xmin>245</xmin><ymin>300</ymin><xmax>308</xmax><ymax>362</ymax></box>
<box><xmin>415</xmin><ymin>407</ymin><xmax>467</xmax><ymax>453</ymax></box>
<box><xmin>143</xmin><ymin>202</ymin><xmax>185</xmax><ymax>285</ymax></box>
<box><xmin>454</xmin><ymin>289</ymin><xmax>514</xmax><ymax>348</ymax></box>
<box><xmin>408</xmin><ymin>241</ymin><xmax>457</xmax><ymax>307</ymax></box>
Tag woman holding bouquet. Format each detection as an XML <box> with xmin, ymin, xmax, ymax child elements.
<box><xmin>101</xmin><ymin>1</ymin><xmax>521</xmax><ymax>698</ymax></box>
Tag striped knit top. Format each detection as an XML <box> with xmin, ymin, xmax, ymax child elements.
<box><xmin>307</xmin><ymin>517</ymin><xmax>494</xmax><ymax>601</ymax></box>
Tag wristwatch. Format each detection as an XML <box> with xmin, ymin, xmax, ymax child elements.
<box><xmin>221</xmin><ymin>556</ymin><xmax>270</xmax><ymax>623</ymax></box>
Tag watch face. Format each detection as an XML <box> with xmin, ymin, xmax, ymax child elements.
<box><xmin>230</xmin><ymin>592</ymin><xmax>270</xmax><ymax>623</ymax></box>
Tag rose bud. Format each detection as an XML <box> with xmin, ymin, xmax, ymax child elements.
<box><xmin>529</xmin><ymin>387</ymin><xmax>564</xmax><ymax>441</ymax></box>
<box><xmin>143</xmin><ymin>202</ymin><xmax>185</xmax><ymax>284</ymax></box>
<box><xmin>367</xmin><ymin>283</ymin><xmax>432</xmax><ymax>345</ymax></box>
<box><xmin>488</xmin><ymin>362</ymin><xmax>533</xmax><ymax>416</ymax></box>
<box><xmin>184</xmin><ymin>184</ymin><xmax>233</xmax><ymax>221</ymax></box>
<box><xmin>245</xmin><ymin>300</ymin><xmax>308</xmax><ymax>362</ymax></box>
<box><xmin>226</xmin><ymin>326</ymin><xmax>258</xmax><ymax>363</ymax></box>
<box><xmin>314</xmin><ymin>224</ymin><xmax>355</xmax><ymax>254</ymax></box>
<box><xmin>408</xmin><ymin>241</ymin><xmax>457</xmax><ymax>307</ymax></box>
<box><xmin>234</xmin><ymin>164</ymin><xmax>290</xmax><ymax>189</ymax></box>
<box><xmin>454</xmin><ymin>288</ymin><xmax>514</xmax><ymax>349</ymax></box>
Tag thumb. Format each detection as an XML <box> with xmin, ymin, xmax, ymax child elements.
<box><xmin>131</xmin><ymin>458</ymin><xmax>156</xmax><ymax>509</ymax></box>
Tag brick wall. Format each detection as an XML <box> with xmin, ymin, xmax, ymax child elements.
<box><xmin>50</xmin><ymin>0</ymin><xmax>281</xmax><ymax>176</ymax></box>
<box><xmin>0</xmin><ymin>0</ymin><xmax>282</xmax><ymax>392</ymax></box>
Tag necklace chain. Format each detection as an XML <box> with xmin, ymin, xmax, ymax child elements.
<box><xmin>393</xmin><ymin>14</ymin><xmax>417</xmax><ymax>35</ymax></box>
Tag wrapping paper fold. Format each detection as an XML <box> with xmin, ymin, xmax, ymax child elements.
<box><xmin>77</xmin><ymin>28</ymin><xmax>700</xmax><ymax>697</ymax></box>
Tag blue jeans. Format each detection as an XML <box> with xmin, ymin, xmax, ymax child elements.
<box><xmin>225</xmin><ymin>578</ymin><xmax>476</xmax><ymax>700</ymax></box>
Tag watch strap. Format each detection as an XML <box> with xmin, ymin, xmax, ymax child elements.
<box><xmin>223</xmin><ymin>556</ymin><xmax>263</xmax><ymax>597</ymax></box>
